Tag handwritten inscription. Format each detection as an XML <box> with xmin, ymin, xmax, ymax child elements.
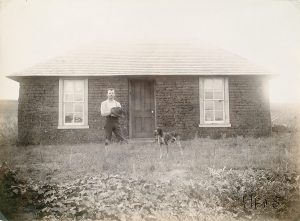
<box><xmin>242</xmin><ymin>194</ymin><xmax>281</xmax><ymax>209</ymax></box>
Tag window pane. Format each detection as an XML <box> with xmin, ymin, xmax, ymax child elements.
<box><xmin>204</xmin><ymin>79</ymin><xmax>214</xmax><ymax>89</ymax></box>
<box><xmin>215</xmin><ymin>111</ymin><xmax>224</xmax><ymax>121</ymax></box>
<box><xmin>205</xmin><ymin>110</ymin><xmax>214</xmax><ymax>121</ymax></box>
<box><xmin>214</xmin><ymin>101</ymin><xmax>224</xmax><ymax>111</ymax></box>
<box><xmin>204</xmin><ymin>90</ymin><xmax>213</xmax><ymax>99</ymax></box>
<box><xmin>64</xmin><ymin>94</ymin><xmax>73</xmax><ymax>102</ymax></box>
<box><xmin>62</xmin><ymin>79</ymin><xmax>86</xmax><ymax>126</ymax></box>
<box><xmin>74</xmin><ymin>81</ymin><xmax>84</xmax><ymax>92</ymax></box>
<box><xmin>205</xmin><ymin>101</ymin><xmax>213</xmax><ymax>110</ymax></box>
<box><xmin>214</xmin><ymin>79</ymin><xmax>223</xmax><ymax>90</ymax></box>
<box><xmin>74</xmin><ymin>93</ymin><xmax>84</xmax><ymax>102</ymax></box>
<box><xmin>65</xmin><ymin>113</ymin><xmax>73</xmax><ymax>123</ymax></box>
<box><xmin>74</xmin><ymin>103</ymin><xmax>83</xmax><ymax>113</ymax></box>
<box><xmin>214</xmin><ymin>90</ymin><xmax>224</xmax><ymax>100</ymax></box>
<box><xmin>74</xmin><ymin>113</ymin><xmax>83</xmax><ymax>123</ymax></box>
<box><xmin>65</xmin><ymin>103</ymin><xmax>73</xmax><ymax>112</ymax></box>
<box><xmin>64</xmin><ymin>81</ymin><xmax>74</xmax><ymax>93</ymax></box>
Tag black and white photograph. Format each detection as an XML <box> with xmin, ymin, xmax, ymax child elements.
<box><xmin>0</xmin><ymin>0</ymin><xmax>300</xmax><ymax>220</ymax></box>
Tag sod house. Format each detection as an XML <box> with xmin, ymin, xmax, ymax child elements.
<box><xmin>8</xmin><ymin>43</ymin><xmax>273</xmax><ymax>145</ymax></box>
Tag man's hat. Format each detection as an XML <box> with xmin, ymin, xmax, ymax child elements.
<box><xmin>111</xmin><ymin>107</ymin><xmax>125</xmax><ymax>117</ymax></box>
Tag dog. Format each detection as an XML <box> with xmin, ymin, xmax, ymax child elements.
<box><xmin>154</xmin><ymin>127</ymin><xmax>183</xmax><ymax>158</ymax></box>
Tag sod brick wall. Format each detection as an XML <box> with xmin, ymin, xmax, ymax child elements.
<box><xmin>197</xmin><ymin>76</ymin><xmax>272</xmax><ymax>138</ymax></box>
<box><xmin>18</xmin><ymin>76</ymin><xmax>129</xmax><ymax>145</ymax></box>
<box><xmin>17</xmin><ymin>75</ymin><xmax>271</xmax><ymax>144</ymax></box>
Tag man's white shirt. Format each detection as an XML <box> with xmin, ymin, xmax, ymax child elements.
<box><xmin>100</xmin><ymin>99</ymin><xmax>121</xmax><ymax>116</ymax></box>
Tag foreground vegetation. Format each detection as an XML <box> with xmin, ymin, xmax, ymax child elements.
<box><xmin>1</xmin><ymin>162</ymin><xmax>299</xmax><ymax>221</ymax></box>
<box><xmin>1</xmin><ymin>101</ymin><xmax>300</xmax><ymax>220</ymax></box>
<box><xmin>0</xmin><ymin>132</ymin><xmax>300</xmax><ymax>221</ymax></box>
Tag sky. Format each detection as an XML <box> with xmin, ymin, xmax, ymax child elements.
<box><xmin>0</xmin><ymin>0</ymin><xmax>300</xmax><ymax>103</ymax></box>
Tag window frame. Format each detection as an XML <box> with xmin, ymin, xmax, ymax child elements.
<box><xmin>58</xmin><ymin>78</ymin><xmax>89</xmax><ymax>129</ymax></box>
<box><xmin>199</xmin><ymin>77</ymin><xmax>231</xmax><ymax>127</ymax></box>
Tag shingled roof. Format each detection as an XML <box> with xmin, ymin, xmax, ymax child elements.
<box><xmin>8</xmin><ymin>42</ymin><xmax>271</xmax><ymax>79</ymax></box>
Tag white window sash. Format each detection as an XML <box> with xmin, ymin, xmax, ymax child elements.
<box><xmin>199</xmin><ymin>77</ymin><xmax>230</xmax><ymax>127</ymax></box>
<box><xmin>203</xmin><ymin>91</ymin><xmax>225</xmax><ymax>123</ymax></box>
<box><xmin>63</xmin><ymin>80</ymin><xmax>85</xmax><ymax>125</ymax></box>
<box><xmin>58</xmin><ymin>78</ymin><xmax>89</xmax><ymax>129</ymax></box>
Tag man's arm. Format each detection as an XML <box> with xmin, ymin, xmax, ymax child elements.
<box><xmin>100</xmin><ymin>101</ymin><xmax>111</xmax><ymax>117</ymax></box>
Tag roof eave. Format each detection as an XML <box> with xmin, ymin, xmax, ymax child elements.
<box><xmin>6</xmin><ymin>75</ymin><xmax>21</xmax><ymax>82</ymax></box>
<box><xmin>7</xmin><ymin>73</ymin><xmax>277</xmax><ymax>79</ymax></box>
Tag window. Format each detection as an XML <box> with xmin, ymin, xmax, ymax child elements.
<box><xmin>58</xmin><ymin>79</ymin><xmax>89</xmax><ymax>129</ymax></box>
<box><xmin>199</xmin><ymin>77</ymin><xmax>230</xmax><ymax>127</ymax></box>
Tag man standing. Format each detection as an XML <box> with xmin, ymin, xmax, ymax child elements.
<box><xmin>101</xmin><ymin>88</ymin><xmax>126</xmax><ymax>146</ymax></box>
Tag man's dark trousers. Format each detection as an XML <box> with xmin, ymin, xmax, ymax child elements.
<box><xmin>104</xmin><ymin>116</ymin><xmax>125</xmax><ymax>144</ymax></box>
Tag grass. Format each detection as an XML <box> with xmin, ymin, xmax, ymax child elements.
<box><xmin>0</xmin><ymin>132</ymin><xmax>299</xmax><ymax>184</ymax></box>
<box><xmin>0</xmin><ymin>100</ymin><xmax>18</xmax><ymax>146</ymax></box>
<box><xmin>1</xmin><ymin>133</ymin><xmax>299</xmax><ymax>221</ymax></box>
<box><xmin>0</xmin><ymin>101</ymin><xmax>300</xmax><ymax>220</ymax></box>
<box><xmin>0</xmin><ymin>116</ymin><xmax>17</xmax><ymax>146</ymax></box>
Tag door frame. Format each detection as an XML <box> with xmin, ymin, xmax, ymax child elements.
<box><xmin>128</xmin><ymin>78</ymin><xmax>156</xmax><ymax>139</ymax></box>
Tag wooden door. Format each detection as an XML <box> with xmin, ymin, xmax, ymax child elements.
<box><xmin>130</xmin><ymin>80</ymin><xmax>155</xmax><ymax>138</ymax></box>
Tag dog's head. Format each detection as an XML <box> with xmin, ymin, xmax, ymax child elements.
<box><xmin>154</xmin><ymin>128</ymin><xmax>179</xmax><ymax>143</ymax></box>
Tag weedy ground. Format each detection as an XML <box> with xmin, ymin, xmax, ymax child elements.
<box><xmin>0</xmin><ymin>104</ymin><xmax>300</xmax><ymax>221</ymax></box>
<box><xmin>0</xmin><ymin>133</ymin><xmax>299</xmax><ymax>184</ymax></box>
<box><xmin>1</xmin><ymin>132</ymin><xmax>300</xmax><ymax>221</ymax></box>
